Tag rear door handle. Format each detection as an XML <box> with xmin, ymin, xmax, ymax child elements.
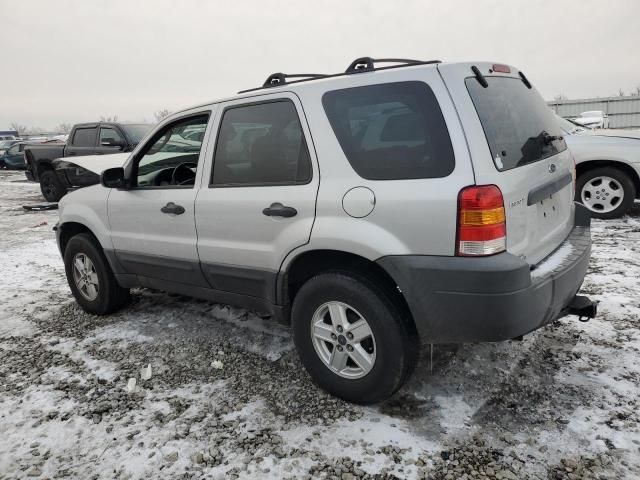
<box><xmin>161</xmin><ymin>202</ymin><xmax>185</xmax><ymax>215</ymax></box>
<box><xmin>262</xmin><ymin>202</ymin><xmax>297</xmax><ymax>218</ymax></box>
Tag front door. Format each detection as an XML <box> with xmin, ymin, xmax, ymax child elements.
<box><xmin>195</xmin><ymin>95</ymin><xmax>318</xmax><ymax>302</ymax></box>
<box><xmin>107</xmin><ymin>111</ymin><xmax>212</xmax><ymax>286</ymax></box>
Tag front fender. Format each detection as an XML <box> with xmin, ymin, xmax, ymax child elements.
<box><xmin>58</xmin><ymin>187</ymin><xmax>113</xmax><ymax>250</ymax></box>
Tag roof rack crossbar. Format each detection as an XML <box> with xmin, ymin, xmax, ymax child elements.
<box><xmin>345</xmin><ymin>57</ymin><xmax>440</xmax><ymax>74</ymax></box>
<box><xmin>262</xmin><ymin>72</ymin><xmax>328</xmax><ymax>88</ymax></box>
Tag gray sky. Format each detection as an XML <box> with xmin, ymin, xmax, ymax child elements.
<box><xmin>2</xmin><ymin>0</ymin><xmax>639</xmax><ymax>130</ymax></box>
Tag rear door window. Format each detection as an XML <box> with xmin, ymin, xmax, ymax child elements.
<box><xmin>466</xmin><ymin>77</ymin><xmax>567</xmax><ymax>171</ymax></box>
<box><xmin>322</xmin><ymin>81</ymin><xmax>455</xmax><ymax>180</ymax></box>
<box><xmin>211</xmin><ymin>100</ymin><xmax>311</xmax><ymax>186</ymax></box>
<box><xmin>72</xmin><ymin>127</ymin><xmax>97</xmax><ymax>147</ymax></box>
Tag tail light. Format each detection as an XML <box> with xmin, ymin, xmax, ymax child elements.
<box><xmin>456</xmin><ymin>185</ymin><xmax>506</xmax><ymax>256</ymax></box>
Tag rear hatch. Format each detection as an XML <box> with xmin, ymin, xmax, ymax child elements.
<box><xmin>439</xmin><ymin>62</ymin><xmax>575</xmax><ymax>266</ymax></box>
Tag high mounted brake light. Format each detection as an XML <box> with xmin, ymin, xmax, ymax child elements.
<box><xmin>492</xmin><ymin>64</ymin><xmax>511</xmax><ymax>74</ymax></box>
<box><xmin>456</xmin><ymin>185</ymin><xmax>506</xmax><ymax>256</ymax></box>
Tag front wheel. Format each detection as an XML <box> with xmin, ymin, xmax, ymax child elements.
<box><xmin>63</xmin><ymin>233</ymin><xmax>130</xmax><ymax>315</ymax></box>
<box><xmin>39</xmin><ymin>169</ymin><xmax>67</xmax><ymax>202</ymax></box>
<box><xmin>292</xmin><ymin>272</ymin><xmax>418</xmax><ymax>404</ymax></box>
<box><xmin>576</xmin><ymin>167</ymin><xmax>635</xmax><ymax>219</ymax></box>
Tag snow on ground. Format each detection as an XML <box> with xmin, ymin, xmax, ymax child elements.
<box><xmin>0</xmin><ymin>170</ymin><xmax>639</xmax><ymax>479</ymax></box>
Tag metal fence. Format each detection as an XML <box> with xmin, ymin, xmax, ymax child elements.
<box><xmin>548</xmin><ymin>96</ymin><xmax>640</xmax><ymax>130</ymax></box>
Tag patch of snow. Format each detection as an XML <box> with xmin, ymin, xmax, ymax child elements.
<box><xmin>531</xmin><ymin>242</ymin><xmax>574</xmax><ymax>278</ymax></box>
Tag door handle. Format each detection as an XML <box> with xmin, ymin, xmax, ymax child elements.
<box><xmin>67</xmin><ymin>152</ymin><xmax>77</xmax><ymax>156</ymax></box>
<box><xmin>161</xmin><ymin>202</ymin><xmax>185</xmax><ymax>215</ymax></box>
<box><xmin>262</xmin><ymin>202</ymin><xmax>297</xmax><ymax>218</ymax></box>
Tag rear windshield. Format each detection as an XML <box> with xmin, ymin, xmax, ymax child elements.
<box><xmin>322</xmin><ymin>81</ymin><xmax>455</xmax><ymax>180</ymax></box>
<box><xmin>466</xmin><ymin>77</ymin><xmax>567</xmax><ymax>171</ymax></box>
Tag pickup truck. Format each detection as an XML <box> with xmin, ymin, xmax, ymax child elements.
<box><xmin>24</xmin><ymin>122</ymin><xmax>151</xmax><ymax>201</ymax></box>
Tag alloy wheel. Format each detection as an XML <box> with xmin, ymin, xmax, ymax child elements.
<box><xmin>72</xmin><ymin>253</ymin><xmax>100</xmax><ymax>301</ymax></box>
<box><xmin>311</xmin><ymin>301</ymin><xmax>376</xmax><ymax>379</ymax></box>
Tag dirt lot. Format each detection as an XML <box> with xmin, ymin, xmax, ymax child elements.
<box><xmin>0</xmin><ymin>170</ymin><xmax>638</xmax><ymax>479</ymax></box>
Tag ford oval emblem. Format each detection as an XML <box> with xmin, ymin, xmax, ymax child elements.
<box><xmin>548</xmin><ymin>163</ymin><xmax>557</xmax><ymax>173</ymax></box>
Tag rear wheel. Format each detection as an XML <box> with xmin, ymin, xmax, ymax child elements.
<box><xmin>63</xmin><ymin>233</ymin><xmax>130</xmax><ymax>315</ymax></box>
<box><xmin>292</xmin><ymin>271</ymin><xmax>418</xmax><ymax>404</ymax></box>
<box><xmin>40</xmin><ymin>169</ymin><xmax>67</xmax><ymax>202</ymax></box>
<box><xmin>576</xmin><ymin>167</ymin><xmax>635</xmax><ymax>219</ymax></box>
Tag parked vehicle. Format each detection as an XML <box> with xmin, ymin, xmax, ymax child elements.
<box><xmin>0</xmin><ymin>140</ymin><xmax>55</xmax><ymax>169</ymax></box>
<box><xmin>55</xmin><ymin>58</ymin><xmax>596</xmax><ymax>403</ymax></box>
<box><xmin>0</xmin><ymin>142</ymin><xmax>28</xmax><ymax>169</ymax></box>
<box><xmin>557</xmin><ymin>116</ymin><xmax>640</xmax><ymax>218</ymax></box>
<box><xmin>572</xmin><ymin>110</ymin><xmax>609</xmax><ymax>129</ymax></box>
<box><xmin>24</xmin><ymin>122</ymin><xmax>151</xmax><ymax>201</ymax></box>
<box><xmin>0</xmin><ymin>139</ymin><xmax>21</xmax><ymax>155</ymax></box>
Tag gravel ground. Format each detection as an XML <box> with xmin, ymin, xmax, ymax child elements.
<box><xmin>0</xmin><ymin>170</ymin><xmax>639</xmax><ymax>479</ymax></box>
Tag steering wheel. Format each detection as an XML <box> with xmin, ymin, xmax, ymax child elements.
<box><xmin>171</xmin><ymin>162</ymin><xmax>197</xmax><ymax>185</ymax></box>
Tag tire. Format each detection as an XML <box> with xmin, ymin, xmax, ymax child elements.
<box><xmin>292</xmin><ymin>271</ymin><xmax>419</xmax><ymax>404</ymax></box>
<box><xmin>39</xmin><ymin>169</ymin><xmax>67</xmax><ymax>202</ymax></box>
<box><xmin>576</xmin><ymin>167</ymin><xmax>636</xmax><ymax>219</ymax></box>
<box><xmin>63</xmin><ymin>233</ymin><xmax>130</xmax><ymax>315</ymax></box>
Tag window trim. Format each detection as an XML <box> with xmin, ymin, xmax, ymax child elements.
<box><xmin>72</xmin><ymin>127</ymin><xmax>98</xmax><ymax>148</ymax></box>
<box><xmin>208</xmin><ymin>98</ymin><xmax>313</xmax><ymax>188</ymax></box>
<box><xmin>128</xmin><ymin>111</ymin><xmax>211</xmax><ymax>190</ymax></box>
<box><xmin>321</xmin><ymin>80</ymin><xmax>456</xmax><ymax>181</ymax></box>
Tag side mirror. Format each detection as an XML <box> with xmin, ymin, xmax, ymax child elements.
<box><xmin>101</xmin><ymin>167</ymin><xmax>126</xmax><ymax>188</ymax></box>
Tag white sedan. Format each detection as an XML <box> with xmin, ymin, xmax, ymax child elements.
<box><xmin>558</xmin><ymin>115</ymin><xmax>640</xmax><ymax>218</ymax></box>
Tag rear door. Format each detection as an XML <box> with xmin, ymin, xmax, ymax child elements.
<box><xmin>194</xmin><ymin>93</ymin><xmax>318</xmax><ymax>302</ymax></box>
<box><xmin>439</xmin><ymin>63</ymin><xmax>574</xmax><ymax>265</ymax></box>
<box><xmin>66</xmin><ymin>126</ymin><xmax>99</xmax><ymax>158</ymax></box>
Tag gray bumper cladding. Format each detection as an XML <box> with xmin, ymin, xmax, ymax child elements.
<box><xmin>377</xmin><ymin>203</ymin><xmax>593</xmax><ymax>343</ymax></box>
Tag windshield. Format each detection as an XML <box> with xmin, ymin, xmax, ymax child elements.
<box><xmin>0</xmin><ymin>140</ymin><xmax>17</xmax><ymax>148</ymax></box>
<box><xmin>466</xmin><ymin>77</ymin><xmax>567</xmax><ymax>171</ymax></box>
<box><xmin>122</xmin><ymin>124</ymin><xmax>152</xmax><ymax>144</ymax></box>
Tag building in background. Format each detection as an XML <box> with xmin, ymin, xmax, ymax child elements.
<box><xmin>548</xmin><ymin>95</ymin><xmax>640</xmax><ymax>130</ymax></box>
<box><xmin>0</xmin><ymin>130</ymin><xmax>19</xmax><ymax>138</ymax></box>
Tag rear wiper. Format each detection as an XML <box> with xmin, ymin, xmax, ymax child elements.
<box><xmin>542</xmin><ymin>131</ymin><xmax>563</xmax><ymax>144</ymax></box>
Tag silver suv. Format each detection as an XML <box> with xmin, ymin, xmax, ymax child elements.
<box><xmin>56</xmin><ymin>58</ymin><xmax>596</xmax><ymax>403</ymax></box>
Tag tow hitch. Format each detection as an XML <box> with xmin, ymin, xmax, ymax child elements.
<box><xmin>566</xmin><ymin>295</ymin><xmax>598</xmax><ymax>322</ymax></box>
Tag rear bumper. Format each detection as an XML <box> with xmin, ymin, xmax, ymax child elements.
<box><xmin>377</xmin><ymin>203</ymin><xmax>592</xmax><ymax>343</ymax></box>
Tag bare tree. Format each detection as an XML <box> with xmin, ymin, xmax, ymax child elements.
<box><xmin>10</xmin><ymin>122</ymin><xmax>28</xmax><ymax>135</ymax></box>
<box><xmin>553</xmin><ymin>94</ymin><xmax>568</xmax><ymax>102</ymax></box>
<box><xmin>618</xmin><ymin>89</ymin><xmax>625</xmax><ymax>97</ymax></box>
<box><xmin>100</xmin><ymin>115</ymin><xmax>119</xmax><ymax>122</ymax></box>
<box><xmin>56</xmin><ymin>123</ymin><xmax>72</xmax><ymax>134</ymax></box>
<box><xmin>154</xmin><ymin>109</ymin><xmax>171</xmax><ymax>123</ymax></box>
<box><xmin>634</xmin><ymin>85</ymin><xmax>640</xmax><ymax>96</ymax></box>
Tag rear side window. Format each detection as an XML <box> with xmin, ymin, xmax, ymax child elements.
<box><xmin>72</xmin><ymin>127</ymin><xmax>97</xmax><ymax>147</ymax></box>
<box><xmin>466</xmin><ymin>77</ymin><xmax>567</xmax><ymax>171</ymax></box>
<box><xmin>211</xmin><ymin>100</ymin><xmax>311</xmax><ymax>186</ymax></box>
<box><xmin>322</xmin><ymin>81</ymin><xmax>455</xmax><ymax>180</ymax></box>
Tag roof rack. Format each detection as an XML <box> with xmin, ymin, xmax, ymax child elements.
<box><xmin>238</xmin><ymin>57</ymin><xmax>443</xmax><ymax>93</ymax></box>
<box><xmin>345</xmin><ymin>57</ymin><xmax>441</xmax><ymax>73</ymax></box>
<box><xmin>262</xmin><ymin>72</ymin><xmax>328</xmax><ymax>88</ymax></box>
